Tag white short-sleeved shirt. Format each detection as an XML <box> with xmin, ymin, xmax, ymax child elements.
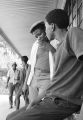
<box><xmin>7</xmin><ymin>69</ymin><xmax>20</xmax><ymax>84</ymax></box>
<box><xmin>27</xmin><ymin>39</ymin><xmax>59</xmax><ymax>85</ymax></box>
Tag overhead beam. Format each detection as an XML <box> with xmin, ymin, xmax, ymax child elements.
<box><xmin>0</xmin><ymin>28</ymin><xmax>21</xmax><ymax>57</ymax></box>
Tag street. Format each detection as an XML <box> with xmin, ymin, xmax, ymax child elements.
<box><xmin>0</xmin><ymin>95</ymin><xmax>24</xmax><ymax>120</ymax></box>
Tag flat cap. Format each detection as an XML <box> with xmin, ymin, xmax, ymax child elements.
<box><xmin>30</xmin><ymin>21</ymin><xmax>45</xmax><ymax>33</ymax></box>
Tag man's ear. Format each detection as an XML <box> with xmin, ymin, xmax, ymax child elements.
<box><xmin>51</xmin><ymin>23</ymin><xmax>56</xmax><ymax>31</ymax></box>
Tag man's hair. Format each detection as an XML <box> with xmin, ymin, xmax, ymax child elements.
<box><xmin>30</xmin><ymin>21</ymin><xmax>45</xmax><ymax>34</ymax></box>
<box><xmin>12</xmin><ymin>62</ymin><xmax>17</xmax><ymax>67</ymax></box>
<box><xmin>45</xmin><ymin>9</ymin><xmax>69</xmax><ymax>29</ymax></box>
<box><xmin>21</xmin><ymin>56</ymin><xmax>28</xmax><ymax>64</ymax></box>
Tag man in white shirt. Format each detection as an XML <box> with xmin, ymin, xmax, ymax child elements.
<box><xmin>23</xmin><ymin>21</ymin><xmax>59</xmax><ymax>102</ymax></box>
<box><xmin>6</xmin><ymin>62</ymin><xmax>20</xmax><ymax>109</ymax></box>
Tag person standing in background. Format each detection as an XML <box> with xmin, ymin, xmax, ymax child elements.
<box><xmin>6</xmin><ymin>62</ymin><xmax>20</xmax><ymax>109</ymax></box>
<box><xmin>15</xmin><ymin>56</ymin><xmax>29</xmax><ymax>110</ymax></box>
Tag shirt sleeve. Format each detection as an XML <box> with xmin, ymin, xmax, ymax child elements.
<box><xmin>7</xmin><ymin>70</ymin><xmax>10</xmax><ymax>77</ymax></box>
<box><xmin>28</xmin><ymin>52</ymin><xmax>32</xmax><ymax>65</ymax></box>
<box><xmin>28</xmin><ymin>40</ymin><xmax>38</xmax><ymax>65</ymax></box>
<box><xmin>50</xmin><ymin>39</ymin><xmax>59</xmax><ymax>49</ymax></box>
<box><xmin>68</xmin><ymin>27</ymin><xmax>83</xmax><ymax>60</ymax></box>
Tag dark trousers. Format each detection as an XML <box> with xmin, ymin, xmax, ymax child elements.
<box><xmin>8</xmin><ymin>83</ymin><xmax>20</xmax><ymax>107</ymax></box>
<box><xmin>23</xmin><ymin>87</ymin><xmax>29</xmax><ymax>106</ymax></box>
<box><xmin>6</xmin><ymin>97</ymin><xmax>81</xmax><ymax>120</ymax></box>
<box><xmin>8</xmin><ymin>83</ymin><xmax>14</xmax><ymax>106</ymax></box>
<box><xmin>14</xmin><ymin>83</ymin><xmax>21</xmax><ymax>109</ymax></box>
<box><xmin>15</xmin><ymin>85</ymin><xmax>29</xmax><ymax>110</ymax></box>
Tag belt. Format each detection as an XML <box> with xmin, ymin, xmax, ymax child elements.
<box><xmin>34</xmin><ymin>67</ymin><xmax>50</xmax><ymax>73</ymax></box>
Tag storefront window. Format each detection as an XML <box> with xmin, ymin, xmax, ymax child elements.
<box><xmin>73</xmin><ymin>15</ymin><xmax>77</xmax><ymax>27</ymax></box>
<box><xmin>64</xmin><ymin>0</ymin><xmax>83</xmax><ymax>28</ymax></box>
<box><xmin>77</xmin><ymin>3</ymin><xmax>82</xmax><ymax>26</ymax></box>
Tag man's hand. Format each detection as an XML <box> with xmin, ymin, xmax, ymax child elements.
<box><xmin>45</xmin><ymin>42</ymin><xmax>56</xmax><ymax>53</ymax></box>
<box><xmin>26</xmin><ymin>96</ymin><xmax>39</xmax><ymax>111</ymax></box>
<box><xmin>26</xmin><ymin>90</ymin><xmax>46</xmax><ymax>111</ymax></box>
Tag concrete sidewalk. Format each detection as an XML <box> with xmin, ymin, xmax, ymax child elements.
<box><xmin>0</xmin><ymin>95</ymin><xmax>25</xmax><ymax>120</ymax></box>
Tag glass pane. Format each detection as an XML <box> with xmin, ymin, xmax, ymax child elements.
<box><xmin>77</xmin><ymin>3</ymin><xmax>82</xmax><ymax>26</ymax></box>
<box><xmin>73</xmin><ymin>15</ymin><xmax>77</xmax><ymax>27</ymax></box>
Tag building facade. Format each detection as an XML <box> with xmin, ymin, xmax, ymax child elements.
<box><xmin>64</xmin><ymin>0</ymin><xmax>83</xmax><ymax>28</ymax></box>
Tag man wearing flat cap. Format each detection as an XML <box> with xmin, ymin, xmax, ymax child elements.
<box><xmin>23</xmin><ymin>21</ymin><xmax>59</xmax><ymax>103</ymax></box>
<box><xmin>6</xmin><ymin>62</ymin><xmax>20</xmax><ymax>109</ymax></box>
